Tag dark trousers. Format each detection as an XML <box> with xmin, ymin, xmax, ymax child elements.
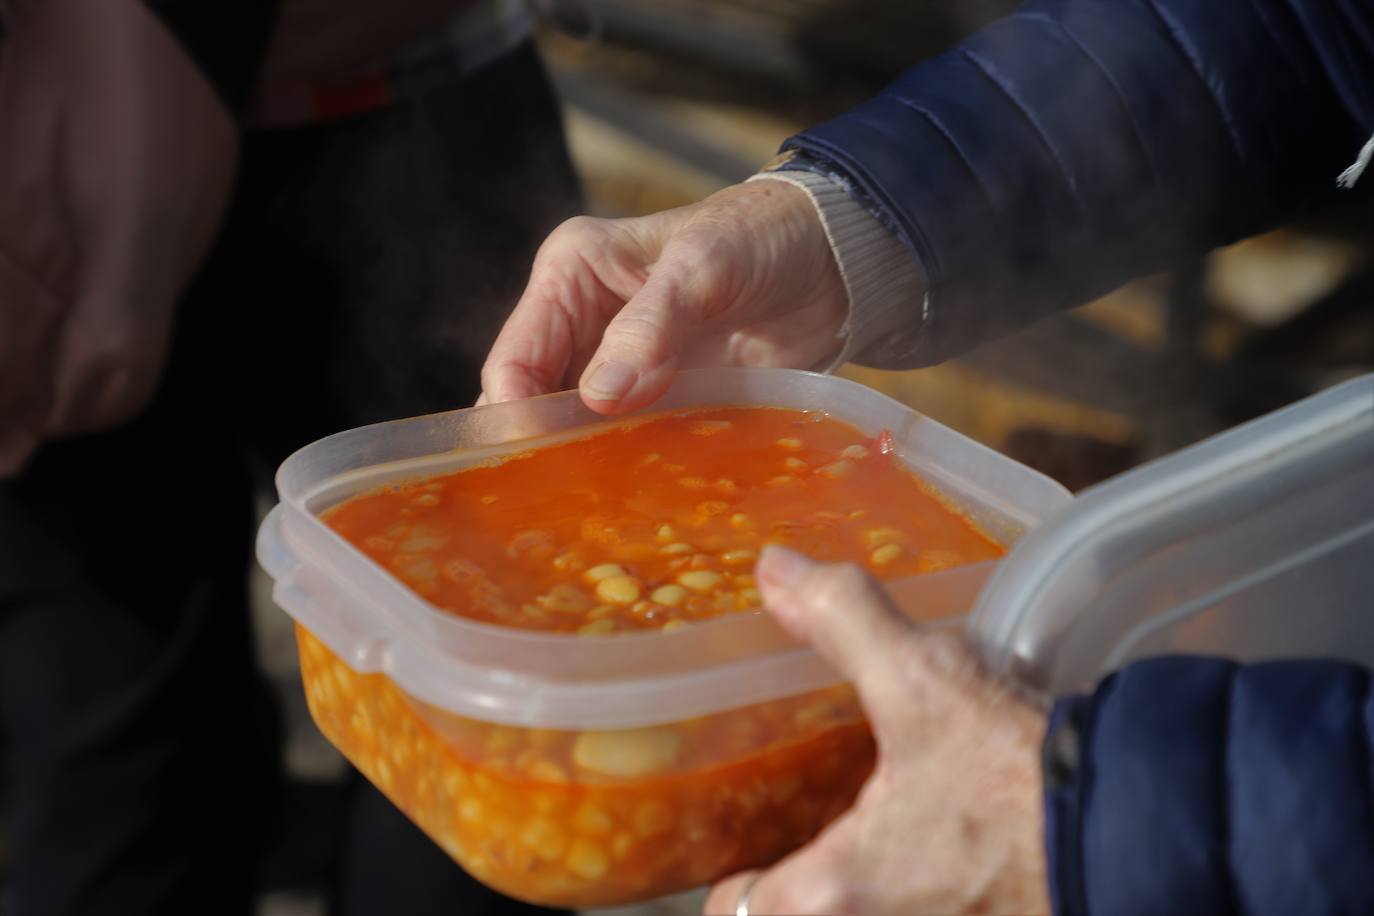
<box><xmin>0</xmin><ymin>42</ymin><xmax>579</xmax><ymax>916</ymax></box>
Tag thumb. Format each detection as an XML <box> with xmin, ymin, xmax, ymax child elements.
<box><xmin>577</xmin><ymin>257</ymin><xmax>716</xmax><ymax>414</ymax></box>
<box><xmin>757</xmin><ymin>546</ymin><xmax>917</xmax><ymax>718</ymax></box>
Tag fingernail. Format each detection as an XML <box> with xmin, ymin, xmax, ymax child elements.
<box><xmin>583</xmin><ymin>361</ymin><xmax>637</xmax><ymax>402</ymax></box>
<box><xmin>758</xmin><ymin>545</ymin><xmax>813</xmax><ymax>589</ymax></box>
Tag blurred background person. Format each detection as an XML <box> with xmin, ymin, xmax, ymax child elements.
<box><xmin>0</xmin><ymin>1</ymin><xmax>576</xmax><ymax>914</ymax></box>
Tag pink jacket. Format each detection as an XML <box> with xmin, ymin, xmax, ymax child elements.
<box><xmin>0</xmin><ymin>0</ymin><xmax>237</xmax><ymax>475</ymax></box>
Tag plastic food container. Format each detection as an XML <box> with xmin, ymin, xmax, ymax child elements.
<box><xmin>970</xmin><ymin>372</ymin><xmax>1374</xmax><ymax>695</ymax></box>
<box><xmin>256</xmin><ymin>368</ymin><xmax>1071</xmax><ymax>906</ymax></box>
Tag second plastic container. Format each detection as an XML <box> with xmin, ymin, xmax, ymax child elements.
<box><xmin>970</xmin><ymin>372</ymin><xmax>1374</xmax><ymax>694</ymax></box>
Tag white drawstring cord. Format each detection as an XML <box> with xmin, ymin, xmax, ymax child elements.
<box><xmin>1336</xmin><ymin>133</ymin><xmax>1374</xmax><ymax>189</ymax></box>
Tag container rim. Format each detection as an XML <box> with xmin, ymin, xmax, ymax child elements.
<box><xmin>258</xmin><ymin>367</ymin><xmax>1073</xmax><ymax>728</ymax></box>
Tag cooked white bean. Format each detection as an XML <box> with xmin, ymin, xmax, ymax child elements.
<box><xmin>552</xmin><ymin>551</ymin><xmax>584</xmax><ymax>572</ymax></box>
<box><xmin>870</xmin><ymin>543</ymin><xmax>903</xmax><ymax>566</ymax></box>
<box><xmin>573</xmin><ymin>727</ymin><xmax>681</xmax><ymax>777</ymax></box>
<box><xmin>815</xmin><ymin>459</ymin><xmax>854</xmax><ymax>479</ymax></box>
<box><xmin>573</xmin><ymin>804</ymin><xmax>614</xmax><ymax>835</ymax></box>
<box><xmin>865</xmin><ymin>527</ymin><xmax>904</xmax><ymax>547</ymax></box>
<box><xmin>678</xmin><ymin>570</ymin><xmax>724</xmax><ymax>591</ymax></box>
<box><xmin>595</xmin><ymin>575</ymin><xmax>642</xmax><ymax>605</ymax></box>
<box><xmin>527</xmin><ymin>760</ymin><xmax>569</xmax><ymax>784</ymax></box>
<box><xmin>507</xmin><ymin>529</ymin><xmax>554</xmax><ymax>558</ymax></box>
<box><xmin>584</xmin><ymin>563</ymin><xmax>626</xmax><ymax>582</ymax></box>
<box><xmin>539</xmin><ymin>584</ymin><xmax>591</xmax><ymax>613</ymax></box>
<box><xmin>651</xmin><ymin>584</ymin><xmax>689</xmax><ymax>607</ymax></box>
<box><xmin>565</xmin><ymin>840</ymin><xmax>609</xmax><ymax>879</ymax></box>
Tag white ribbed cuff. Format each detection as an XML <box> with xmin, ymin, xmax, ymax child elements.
<box><xmin>747</xmin><ymin>170</ymin><xmax>928</xmax><ymax>370</ymax></box>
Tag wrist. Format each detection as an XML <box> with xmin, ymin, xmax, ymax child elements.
<box><xmin>747</xmin><ymin>170</ymin><xmax>928</xmax><ymax>370</ymax></box>
<box><xmin>694</xmin><ymin>179</ymin><xmax>848</xmax><ymax>363</ymax></box>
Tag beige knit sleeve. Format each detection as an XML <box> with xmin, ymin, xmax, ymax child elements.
<box><xmin>747</xmin><ymin>170</ymin><xmax>929</xmax><ymax>370</ymax></box>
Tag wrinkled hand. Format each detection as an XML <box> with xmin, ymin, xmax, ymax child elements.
<box><xmin>479</xmin><ymin>181</ymin><xmax>848</xmax><ymax>413</ymax></box>
<box><xmin>705</xmin><ymin>547</ymin><xmax>1051</xmax><ymax>915</ymax></box>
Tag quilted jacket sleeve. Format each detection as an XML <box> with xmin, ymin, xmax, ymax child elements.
<box><xmin>1044</xmin><ymin>656</ymin><xmax>1374</xmax><ymax>916</ymax></box>
<box><xmin>780</xmin><ymin>0</ymin><xmax>1374</xmax><ymax>367</ymax></box>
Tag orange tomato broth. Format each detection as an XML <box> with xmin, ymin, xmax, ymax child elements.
<box><xmin>323</xmin><ymin>406</ymin><xmax>1003</xmax><ymax>633</ymax></box>
<box><xmin>299</xmin><ymin>407</ymin><xmax>1004</xmax><ymax>906</ymax></box>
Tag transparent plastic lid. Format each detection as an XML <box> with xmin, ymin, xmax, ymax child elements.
<box><xmin>970</xmin><ymin>373</ymin><xmax>1374</xmax><ymax>695</ymax></box>
<box><xmin>256</xmin><ymin>368</ymin><xmax>1071</xmax><ymax>729</ymax></box>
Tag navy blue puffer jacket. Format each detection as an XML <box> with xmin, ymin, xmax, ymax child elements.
<box><xmin>781</xmin><ymin>0</ymin><xmax>1374</xmax><ymax>365</ymax></box>
<box><xmin>1045</xmin><ymin>657</ymin><xmax>1374</xmax><ymax>914</ymax></box>
<box><xmin>777</xmin><ymin>2</ymin><xmax>1374</xmax><ymax>912</ymax></box>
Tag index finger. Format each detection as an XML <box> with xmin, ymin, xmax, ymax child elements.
<box><xmin>757</xmin><ymin>549</ymin><xmax>918</xmax><ymax>719</ymax></box>
<box><xmin>482</xmin><ymin>213</ymin><xmax>659</xmax><ymax>403</ymax></box>
<box><xmin>479</xmin><ymin>281</ymin><xmax>579</xmax><ymax>404</ymax></box>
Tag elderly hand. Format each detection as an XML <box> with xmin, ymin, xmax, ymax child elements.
<box><xmin>478</xmin><ymin>181</ymin><xmax>847</xmax><ymax>413</ymax></box>
<box><xmin>705</xmin><ymin>547</ymin><xmax>1051</xmax><ymax>915</ymax></box>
